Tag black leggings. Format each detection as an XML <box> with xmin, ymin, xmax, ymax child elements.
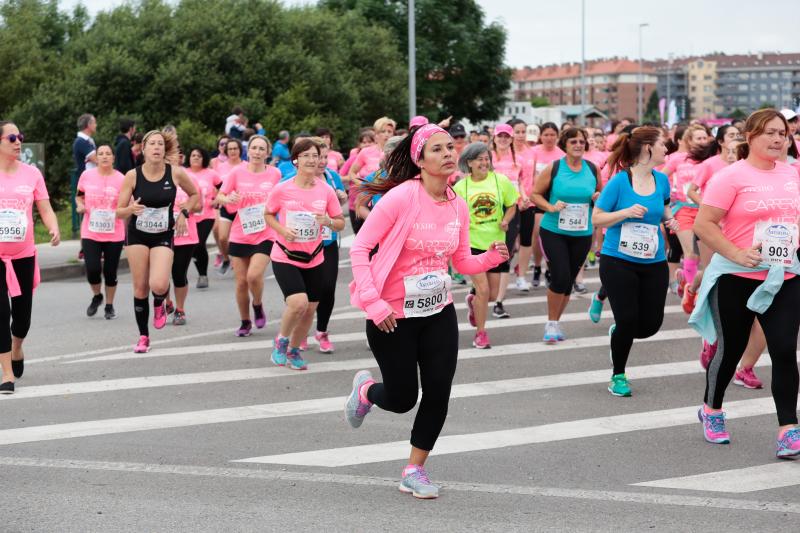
<box><xmin>539</xmin><ymin>228</ymin><xmax>592</xmax><ymax>295</ymax></box>
<box><xmin>172</xmin><ymin>244</ymin><xmax>197</xmax><ymax>288</ymax></box>
<box><xmin>666</xmin><ymin>231</ymin><xmax>682</xmax><ymax>264</ymax></box>
<box><xmin>193</xmin><ymin>218</ymin><xmax>215</xmax><ymax>276</ymax></box>
<box><xmin>349</xmin><ymin>211</ymin><xmax>364</xmax><ymax>235</ymax></box>
<box><xmin>504</xmin><ymin>209</ymin><xmax>520</xmax><ymax>258</ymax></box>
<box><xmin>519</xmin><ymin>207</ymin><xmax>534</xmax><ymax>247</ymax></box>
<box><xmin>706</xmin><ymin>274</ymin><xmax>800</xmax><ymax>425</ymax></box>
<box><xmin>81</xmin><ymin>239</ymin><xmax>123</xmax><ymax>286</ymax></box>
<box><xmin>316</xmin><ymin>243</ymin><xmax>339</xmax><ymax>332</ymax></box>
<box><xmin>0</xmin><ymin>256</ymin><xmax>35</xmax><ymax>353</ymax></box>
<box><xmin>600</xmin><ymin>256</ymin><xmax>669</xmax><ymax>374</ymax></box>
<box><xmin>366</xmin><ymin>304</ymin><xmax>459</xmax><ymax>451</ymax></box>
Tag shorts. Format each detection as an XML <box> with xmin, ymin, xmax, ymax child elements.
<box><xmin>674</xmin><ymin>206</ymin><xmax>698</xmax><ymax>232</ymax></box>
<box><xmin>219</xmin><ymin>206</ymin><xmax>235</xmax><ymax>222</ymax></box>
<box><xmin>471</xmin><ymin>247</ymin><xmax>509</xmax><ymax>273</ymax></box>
<box><xmin>125</xmin><ymin>229</ymin><xmax>173</xmax><ymax>249</ymax></box>
<box><xmin>229</xmin><ymin>239</ymin><xmax>273</xmax><ymax>258</ymax></box>
<box><xmin>272</xmin><ymin>260</ymin><xmax>325</xmax><ymax>302</ymax></box>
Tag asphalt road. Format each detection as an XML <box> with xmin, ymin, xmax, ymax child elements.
<box><xmin>1</xmin><ymin>239</ymin><xmax>799</xmax><ymax>532</ymax></box>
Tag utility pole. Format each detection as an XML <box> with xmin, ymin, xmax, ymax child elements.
<box><xmin>408</xmin><ymin>0</ymin><xmax>417</xmax><ymax>120</ymax></box>
<box><xmin>580</xmin><ymin>0</ymin><xmax>586</xmax><ymax>125</ymax></box>
<box><xmin>638</xmin><ymin>23</ymin><xmax>649</xmax><ymax>123</ymax></box>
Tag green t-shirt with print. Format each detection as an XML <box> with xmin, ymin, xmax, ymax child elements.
<box><xmin>453</xmin><ymin>171</ymin><xmax>519</xmax><ymax>251</ymax></box>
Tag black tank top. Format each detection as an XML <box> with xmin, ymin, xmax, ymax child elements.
<box><xmin>129</xmin><ymin>164</ymin><xmax>177</xmax><ymax>233</ymax></box>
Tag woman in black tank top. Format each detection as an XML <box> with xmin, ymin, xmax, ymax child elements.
<box><xmin>116</xmin><ymin>130</ymin><xmax>199</xmax><ymax>353</ymax></box>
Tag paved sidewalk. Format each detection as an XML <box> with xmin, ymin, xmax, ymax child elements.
<box><xmin>36</xmin><ymin>239</ymin><xmax>96</xmax><ymax>281</ymax></box>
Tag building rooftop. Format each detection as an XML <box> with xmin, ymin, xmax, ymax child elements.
<box><xmin>514</xmin><ymin>58</ymin><xmax>653</xmax><ymax>82</ymax></box>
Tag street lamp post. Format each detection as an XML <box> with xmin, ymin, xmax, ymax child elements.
<box><xmin>408</xmin><ymin>0</ymin><xmax>416</xmax><ymax>120</ymax></box>
<box><xmin>638</xmin><ymin>22</ymin><xmax>649</xmax><ymax>123</ymax></box>
<box><xmin>580</xmin><ymin>0</ymin><xmax>586</xmax><ymax>126</ymax></box>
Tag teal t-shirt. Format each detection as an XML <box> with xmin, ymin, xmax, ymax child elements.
<box><xmin>540</xmin><ymin>158</ymin><xmax>597</xmax><ymax>237</ymax></box>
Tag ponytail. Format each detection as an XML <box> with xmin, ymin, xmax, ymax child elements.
<box><xmin>605</xmin><ymin>126</ymin><xmax>663</xmax><ymax>176</ymax></box>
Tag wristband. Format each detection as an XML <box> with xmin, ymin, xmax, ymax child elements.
<box><xmin>181</xmin><ymin>208</ymin><xmax>190</xmax><ymax>219</ymax></box>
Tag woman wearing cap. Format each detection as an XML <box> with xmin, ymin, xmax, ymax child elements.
<box><xmin>344</xmin><ymin>125</ymin><xmax>508</xmax><ymax>499</ymax></box>
<box><xmin>531</xmin><ymin>127</ymin><xmax>600</xmax><ymax>343</ymax></box>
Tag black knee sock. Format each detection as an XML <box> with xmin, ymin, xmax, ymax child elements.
<box><xmin>134</xmin><ymin>297</ymin><xmax>149</xmax><ymax>336</ymax></box>
<box><xmin>152</xmin><ymin>290</ymin><xmax>169</xmax><ymax>308</ymax></box>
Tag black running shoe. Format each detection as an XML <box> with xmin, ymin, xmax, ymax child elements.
<box><xmin>87</xmin><ymin>294</ymin><xmax>103</xmax><ymax>317</ymax></box>
<box><xmin>492</xmin><ymin>302</ymin><xmax>510</xmax><ymax>319</ymax></box>
<box><xmin>0</xmin><ymin>381</ymin><xmax>14</xmax><ymax>395</ymax></box>
<box><xmin>104</xmin><ymin>304</ymin><xmax>116</xmax><ymax>320</ymax></box>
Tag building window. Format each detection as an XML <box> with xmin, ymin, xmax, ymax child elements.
<box><xmin>691</xmin><ymin>75</ymin><xmax>697</xmax><ymax>81</ymax></box>
<box><xmin>704</xmin><ymin>75</ymin><xmax>712</xmax><ymax>80</ymax></box>
<box><xmin>770</xmin><ymin>72</ymin><xmax>778</xmax><ymax>78</ymax></box>
<box><xmin>738</xmin><ymin>84</ymin><xmax>748</xmax><ymax>91</ymax></box>
<box><xmin>761</xmin><ymin>72</ymin><xmax>767</xmax><ymax>79</ymax></box>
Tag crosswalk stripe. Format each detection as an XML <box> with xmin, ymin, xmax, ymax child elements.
<box><xmin>234</xmin><ymin>397</ymin><xmax>781</xmax><ymax>467</ymax></box>
<box><xmin>633</xmin><ymin>463</ymin><xmax>800</xmax><ymax>493</ymax></box>
<box><xmin>2</xmin><ymin>329</ymin><xmax>700</xmax><ymax>402</ymax></box>
<box><xmin>64</xmin><ymin>306</ymin><xmax>685</xmax><ymax>365</ymax></box>
<box><xmin>1</xmin><ymin>343</ymin><xmax>765</xmax><ymax>448</ymax></box>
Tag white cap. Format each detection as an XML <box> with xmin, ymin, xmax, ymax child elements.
<box><xmin>526</xmin><ymin>124</ymin><xmax>540</xmax><ymax>143</ymax></box>
<box><xmin>780</xmin><ymin>108</ymin><xmax>798</xmax><ymax>121</ymax></box>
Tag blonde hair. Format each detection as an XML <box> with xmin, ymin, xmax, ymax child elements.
<box><xmin>141</xmin><ymin>129</ymin><xmax>179</xmax><ymax>164</ymax></box>
<box><xmin>247</xmin><ymin>134</ymin><xmax>271</xmax><ymax>153</ymax></box>
<box><xmin>681</xmin><ymin>124</ymin><xmax>708</xmax><ymax>144</ymax></box>
<box><xmin>373</xmin><ymin>116</ymin><xmax>397</xmax><ymax>133</ymax></box>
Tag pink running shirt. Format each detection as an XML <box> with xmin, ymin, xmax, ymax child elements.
<box><xmin>187</xmin><ymin>167</ymin><xmax>222</xmax><ymax>221</ymax></box>
<box><xmin>0</xmin><ymin>162</ymin><xmax>49</xmax><ymax>258</ymax></box>
<box><xmin>77</xmin><ymin>168</ymin><xmax>126</xmax><ymax>242</ymax></box>
<box><xmin>663</xmin><ymin>152</ymin><xmax>701</xmax><ymax>203</ymax></box>
<box><xmin>352</xmin><ymin>145</ymin><xmax>383</xmax><ymax>179</ymax></box>
<box><xmin>173</xmin><ymin>174</ymin><xmax>200</xmax><ymax>246</ymax></box>
<box><xmin>221</xmin><ymin>165</ymin><xmax>282</xmax><ymax>246</ymax></box>
<box><xmin>692</xmin><ymin>155</ymin><xmax>728</xmax><ymax>194</ymax></box>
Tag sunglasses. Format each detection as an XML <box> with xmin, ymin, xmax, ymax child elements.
<box><xmin>1</xmin><ymin>133</ymin><xmax>24</xmax><ymax>143</ymax></box>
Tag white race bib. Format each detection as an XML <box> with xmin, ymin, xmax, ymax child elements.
<box><xmin>286</xmin><ymin>211</ymin><xmax>319</xmax><ymax>243</ymax></box>
<box><xmin>321</xmin><ymin>225</ymin><xmax>333</xmax><ymax>240</ymax></box>
<box><xmin>88</xmin><ymin>209</ymin><xmax>115</xmax><ymax>234</ymax></box>
<box><xmin>618</xmin><ymin>222</ymin><xmax>659</xmax><ymax>259</ymax></box>
<box><xmin>239</xmin><ymin>204</ymin><xmax>266</xmax><ymax>235</ymax></box>
<box><xmin>403</xmin><ymin>271</ymin><xmax>451</xmax><ymax>318</ymax></box>
<box><xmin>0</xmin><ymin>209</ymin><xmax>27</xmax><ymax>242</ymax></box>
<box><xmin>558</xmin><ymin>203</ymin><xmax>590</xmax><ymax>232</ymax></box>
<box><xmin>135</xmin><ymin>206</ymin><xmax>170</xmax><ymax>233</ymax></box>
<box><xmin>754</xmin><ymin>221</ymin><xmax>798</xmax><ymax>267</ymax></box>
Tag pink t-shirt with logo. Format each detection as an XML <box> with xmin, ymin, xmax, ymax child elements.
<box><xmin>0</xmin><ymin>162</ymin><xmax>49</xmax><ymax>258</ymax></box>
<box><xmin>663</xmin><ymin>152</ymin><xmax>701</xmax><ymax>204</ymax></box>
<box><xmin>703</xmin><ymin>159</ymin><xmax>800</xmax><ymax>280</ymax></box>
<box><xmin>173</xmin><ymin>175</ymin><xmax>200</xmax><ymax>246</ymax></box>
<box><xmin>491</xmin><ymin>150</ymin><xmax>522</xmax><ymax>184</ymax></box>
<box><xmin>327</xmin><ymin>150</ymin><xmax>344</xmax><ymax>172</ymax></box>
<box><xmin>353</xmin><ymin>145</ymin><xmax>383</xmax><ymax>179</ymax></box>
<box><xmin>515</xmin><ymin>146</ymin><xmax>536</xmax><ymax>198</ymax></box>
<box><xmin>584</xmin><ymin>149</ymin><xmax>608</xmax><ymax>170</ymax></box>
<box><xmin>266</xmin><ymin>177</ymin><xmax>343</xmax><ymax>269</ymax></box>
<box><xmin>77</xmin><ymin>168</ymin><xmax>126</xmax><ymax>242</ymax></box>
<box><xmin>531</xmin><ymin>145</ymin><xmax>566</xmax><ymax>193</ymax></box>
<box><xmin>187</xmin><ymin>167</ymin><xmax>222</xmax><ymax>221</ymax></box>
<box><xmin>692</xmin><ymin>154</ymin><xmax>729</xmax><ymax>194</ymax></box>
<box><xmin>221</xmin><ymin>165</ymin><xmax>282</xmax><ymax>246</ymax></box>
<box><xmin>215</xmin><ymin>160</ymin><xmax>244</xmax><ymax>182</ymax></box>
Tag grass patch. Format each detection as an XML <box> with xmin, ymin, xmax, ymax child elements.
<box><xmin>34</xmin><ymin>209</ymin><xmax>76</xmax><ymax>244</ymax></box>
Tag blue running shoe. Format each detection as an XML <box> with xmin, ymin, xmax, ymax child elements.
<box><xmin>776</xmin><ymin>427</ymin><xmax>800</xmax><ymax>459</ymax></box>
<box><xmin>344</xmin><ymin>370</ymin><xmax>374</xmax><ymax>428</ymax></box>
<box><xmin>588</xmin><ymin>292</ymin><xmax>604</xmax><ymax>323</ymax></box>
<box><xmin>271</xmin><ymin>335</ymin><xmax>289</xmax><ymax>366</ymax></box>
<box><xmin>286</xmin><ymin>347</ymin><xmax>307</xmax><ymax>371</ymax></box>
<box><xmin>399</xmin><ymin>466</ymin><xmax>439</xmax><ymax>499</ymax></box>
<box><xmin>543</xmin><ymin>321</ymin><xmax>559</xmax><ymax>344</ymax></box>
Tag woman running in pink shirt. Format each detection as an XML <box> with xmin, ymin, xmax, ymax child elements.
<box><xmin>0</xmin><ymin>121</ymin><xmax>60</xmax><ymax>394</ymax></box>
<box><xmin>344</xmin><ymin>124</ymin><xmax>509</xmax><ymax>499</ymax></box>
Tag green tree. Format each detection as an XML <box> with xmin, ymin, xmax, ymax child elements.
<box><xmin>530</xmin><ymin>96</ymin><xmax>550</xmax><ymax>108</ymax></box>
<box><xmin>758</xmin><ymin>102</ymin><xmax>776</xmax><ymax>110</ymax></box>
<box><xmin>643</xmin><ymin>90</ymin><xmax>660</xmax><ymax>123</ymax></box>
<box><xmin>729</xmin><ymin>108</ymin><xmax>747</xmax><ymax>120</ymax></box>
<box><xmin>320</xmin><ymin>0</ymin><xmax>512</xmax><ymax>124</ymax></box>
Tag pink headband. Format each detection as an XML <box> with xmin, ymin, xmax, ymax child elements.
<box><xmin>411</xmin><ymin>124</ymin><xmax>450</xmax><ymax>166</ymax></box>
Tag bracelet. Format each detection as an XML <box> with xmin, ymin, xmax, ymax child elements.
<box><xmin>181</xmin><ymin>208</ymin><xmax>190</xmax><ymax>219</ymax></box>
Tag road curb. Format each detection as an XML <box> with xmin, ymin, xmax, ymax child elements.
<box><xmin>40</xmin><ymin>257</ymin><xmax>131</xmax><ymax>282</ymax></box>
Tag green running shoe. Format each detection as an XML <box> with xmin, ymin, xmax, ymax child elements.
<box><xmin>608</xmin><ymin>373</ymin><xmax>632</xmax><ymax>397</ymax></box>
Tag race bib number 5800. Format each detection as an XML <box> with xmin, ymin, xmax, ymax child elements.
<box><xmin>403</xmin><ymin>271</ymin><xmax>451</xmax><ymax>318</ymax></box>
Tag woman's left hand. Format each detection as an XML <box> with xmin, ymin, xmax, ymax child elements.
<box><xmin>175</xmin><ymin>215</ymin><xmax>189</xmax><ymax>237</ymax></box>
<box><xmin>491</xmin><ymin>241</ymin><xmax>510</xmax><ymax>260</ymax></box>
<box><xmin>49</xmin><ymin>228</ymin><xmax>60</xmax><ymax>247</ymax></box>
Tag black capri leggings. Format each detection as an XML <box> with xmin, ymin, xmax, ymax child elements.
<box><xmin>666</xmin><ymin>230</ymin><xmax>682</xmax><ymax>264</ymax></box>
<box><xmin>600</xmin><ymin>256</ymin><xmax>669</xmax><ymax>374</ymax></box>
<box><xmin>706</xmin><ymin>274</ymin><xmax>800</xmax><ymax>426</ymax></box>
<box><xmin>504</xmin><ymin>209</ymin><xmax>520</xmax><ymax>258</ymax></box>
<box><xmin>81</xmin><ymin>239</ymin><xmax>123</xmax><ymax>286</ymax></box>
<box><xmin>193</xmin><ymin>218</ymin><xmax>215</xmax><ymax>276</ymax></box>
<box><xmin>539</xmin><ymin>228</ymin><xmax>592</xmax><ymax>295</ymax></box>
<box><xmin>316</xmin><ymin>243</ymin><xmax>339</xmax><ymax>333</ymax></box>
<box><xmin>172</xmin><ymin>244</ymin><xmax>197</xmax><ymax>288</ymax></box>
<box><xmin>366</xmin><ymin>303</ymin><xmax>459</xmax><ymax>451</ymax></box>
<box><xmin>519</xmin><ymin>207</ymin><xmax>535</xmax><ymax>247</ymax></box>
<box><xmin>0</xmin><ymin>256</ymin><xmax>35</xmax><ymax>353</ymax></box>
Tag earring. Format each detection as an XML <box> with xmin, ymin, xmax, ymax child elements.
<box><xmin>292</xmin><ymin>160</ymin><xmax>298</xmax><ymax>164</ymax></box>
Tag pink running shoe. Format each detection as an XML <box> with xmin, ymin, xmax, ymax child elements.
<box><xmin>315</xmin><ymin>331</ymin><xmax>334</xmax><ymax>353</ymax></box>
<box><xmin>699</xmin><ymin>341</ymin><xmax>717</xmax><ymax>370</ymax></box>
<box><xmin>675</xmin><ymin>269</ymin><xmax>686</xmax><ymax>298</ymax></box>
<box><xmin>299</xmin><ymin>338</ymin><xmax>309</xmax><ymax>352</ymax></box>
<box><xmin>698</xmin><ymin>407</ymin><xmax>731</xmax><ymax>444</ymax></box>
<box><xmin>733</xmin><ymin>367</ymin><xmax>763</xmax><ymax>389</ymax></box>
<box><xmin>466</xmin><ymin>292</ymin><xmax>476</xmax><ymax>327</ymax></box>
<box><xmin>133</xmin><ymin>335</ymin><xmax>150</xmax><ymax>353</ymax></box>
<box><xmin>214</xmin><ymin>253</ymin><xmax>223</xmax><ymax>268</ymax></box>
<box><xmin>153</xmin><ymin>302</ymin><xmax>167</xmax><ymax>330</ymax></box>
<box><xmin>472</xmin><ymin>330</ymin><xmax>491</xmax><ymax>349</ymax></box>
<box><xmin>253</xmin><ymin>304</ymin><xmax>267</xmax><ymax>329</ymax></box>
<box><xmin>776</xmin><ymin>427</ymin><xmax>800</xmax><ymax>459</ymax></box>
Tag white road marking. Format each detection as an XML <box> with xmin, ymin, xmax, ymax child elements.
<box><xmin>0</xmin><ymin>456</ymin><xmax>798</xmax><ymax>514</ymax></box>
<box><xmin>234</xmin><ymin>397</ymin><xmax>781</xmax><ymax>467</ymax></box>
<box><xmin>634</xmin><ymin>462</ymin><xmax>800</xmax><ymax>493</ymax></box>
<box><xmin>2</xmin><ymin>329</ymin><xmax>699</xmax><ymax>402</ymax></box>
<box><xmin>63</xmin><ymin>306</ymin><xmax>685</xmax><ymax>364</ymax></box>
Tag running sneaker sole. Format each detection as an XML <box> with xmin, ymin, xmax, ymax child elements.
<box><xmin>472</xmin><ymin>341</ymin><xmax>491</xmax><ymax>349</ymax></box>
<box><xmin>776</xmin><ymin>449</ymin><xmax>800</xmax><ymax>459</ymax></box>
<box><xmin>398</xmin><ymin>483</ymin><xmax>439</xmax><ymax>499</ymax></box>
<box><xmin>607</xmin><ymin>386</ymin><xmax>632</xmax><ymax>397</ymax></box>
<box><xmin>235</xmin><ymin>331</ymin><xmax>252</xmax><ymax>338</ymax></box>
<box><xmin>318</xmin><ymin>346</ymin><xmax>334</xmax><ymax>354</ymax></box>
<box><xmin>133</xmin><ymin>346</ymin><xmax>150</xmax><ymax>354</ymax></box>
<box><xmin>733</xmin><ymin>378</ymin><xmax>763</xmax><ymax>389</ymax></box>
<box><xmin>286</xmin><ymin>363</ymin><xmax>308</xmax><ymax>371</ymax></box>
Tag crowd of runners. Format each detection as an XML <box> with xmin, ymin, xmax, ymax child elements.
<box><xmin>1</xmin><ymin>105</ymin><xmax>800</xmax><ymax>498</ymax></box>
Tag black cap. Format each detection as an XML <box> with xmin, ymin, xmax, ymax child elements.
<box><xmin>449</xmin><ymin>123</ymin><xmax>467</xmax><ymax>137</ymax></box>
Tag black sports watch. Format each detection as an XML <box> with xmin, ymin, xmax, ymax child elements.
<box><xmin>180</xmin><ymin>208</ymin><xmax>190</xmax><ymax>219</ymax></box>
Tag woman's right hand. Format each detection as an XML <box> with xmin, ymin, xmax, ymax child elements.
<box><xmin>282</xmin><ymin>227</ymin><xmax>297</xmax><ymax>242</ymax></box>
<box><xmin>625</xmin><ymin>204</ymin><xmax>648</xmax><ymax>219</ymax></box>
<box><xmin>550</xmin><ymin>200</ymin><xmax>567</xmax><ymax>212</ymax></box>
<box><xmin>375</xmin><ymin>308</ymin><xmax>398</xmax><ymax>333</ymax></box>
<box><xmin>226</xmin><ymin>191</ymin><xmax>241</xmax><ymax>204</ymax></box>
<box><xmin>130</xmin><ymin>197</ymin><xmax>145</xmax><ymax>216</ymax></box>
<box><xmin>732</xmin><ymin>244</ymin><xmax>763</xmax><ymax>268</ymax></box>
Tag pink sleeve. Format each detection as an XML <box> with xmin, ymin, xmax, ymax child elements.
<box><xmin>340</xmin><ymin>154</ymin><xmax>357</xmax><ymax>176</ymax></box>
<box><xmin>220</xmin><ymin>169</ymin><xmax>235</xmax><ymax>194</ymax></box>
<box><xmin>77</xmin><ymin>172</ymin><xmax>86</xmax><ymax>193</ymax></box>
<box><xmin>350</xmin><ymin>194</ymin><xmax>398</xmax><ymax>323</ymax></box>
<box><xmin>326</xmin><ymin>186</ymin><xmax>343</xmax><ymax>218</ymax></box>
<box><xmin>693</xmin><ymin>162</ymin><xmax>710</xmax><ymax>188</ymax></box>
<box><xmin>352</xmin><ymin>149</ymin><xmax>367</xmax><ymax>170</ymax></box>
<box><xmin>450</xmin><ymin>198</ymin><xmax>503</xmax><ymax>274</ymax></box>
<box><xmin>265</xmin><ymin>183</ymin><xmax>282</xmax><ymax>215</ymax></box>
<box><xmin>213</xmin><ymin>170</ymin><xmax>222</xmax><ymax>187</ymax></box>
<box><xmin>702</xmin><ymin>172</ymin><xmax>737</xmax><ymax>211</ymax></box>
<box><xmin>33</xmin><ymin>170</ymin><xmax>49</xmax><ymax>201</ymax></box>
<box><xmin>662</xmin><ymin>156</ymin><xmax>679</xmax><ymax>174</ymax></box>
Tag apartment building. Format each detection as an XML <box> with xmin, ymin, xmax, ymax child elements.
<box><xmin>511</xmin><ymin>59</ymin><xmax>657</xmax><ymax>121</ymax></box>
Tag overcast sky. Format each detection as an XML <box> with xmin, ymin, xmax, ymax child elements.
<box><xmin>60</xmin><ymin>0</ymin><xmax>799</xmax><ymax>67</ymax></box>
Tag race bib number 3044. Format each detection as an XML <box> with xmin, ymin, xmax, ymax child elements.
<box><xmin>754</xmin><ymin>221</ymin><xmax>799</xmax><ymax>267</ymax></box>
<box><xmin>135</xmin><ymin>207</ymin><xmax>170</xmax><ymax>233</ymax></box>
<box><xmin>403</xmin><ymin>271</ymin><xmax>451</xmax><ymax>318</ymax></box>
